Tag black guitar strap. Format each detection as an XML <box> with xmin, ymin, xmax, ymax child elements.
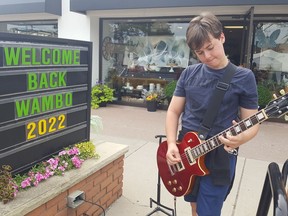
<box><xmin>198</xmin><ymin>62</ymin><xmax>237</xmax><ymax>140</ymax></box>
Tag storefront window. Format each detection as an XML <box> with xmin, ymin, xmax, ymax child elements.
<box><xmin>252</xmin><ymin>22</ymin><xmax>288</xmax><ymax>92</ymax></box>
<box><xmin>0</xmin><ymin>21</ymin><xmax>58</xmax><ymax>37</ymax></box>
<box><xmin>101</xmin><ymin>17</ymin><xmax>194</xmax><ymax>105</ymax></box>
<box><xmin>101</xmin><ymin>18</ymin><xmax>192</xmax><ymax>83</ymax></box>
<box><xmin>101</xmin><ymin>18</ymin><xmax>288</xmax><ymax>110</ymax></box>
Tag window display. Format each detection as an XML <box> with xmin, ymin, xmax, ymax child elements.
<box><xmin>101</xmin><ymin>18</ymin><xmax>288</xmax><ymax>109</ymax></box>
<box><xmin>101</xmin><ymin>18</ymin><xmax>191</xmax><ymax>105</ymax></box>
<box><xmin>101</xmin><ymin>19</ymin><xmax>190</xmax><ymax>81</ymax></box>
<box><xmin>252</xmin><ymin>22</ymin><xmax>288</xmax><ymax>89</ymax></box>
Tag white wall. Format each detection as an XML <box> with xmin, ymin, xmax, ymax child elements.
<box><xmin>58</xmin><ymin>0</ymin><xmax>90</xmax><ymax>41</ymax></box>
<box><xmin>58</xmin><ymin>0</ymin><xmax>100</xmax><ymax>86</ymax></box>
<box><xmin>90</xmin><ymin>17</ymin><xmax>100</xmax><ymax>86</ymax></box>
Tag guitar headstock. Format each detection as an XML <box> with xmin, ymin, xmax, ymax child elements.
<box><xmin>265</xmin><ymin>90</ymin><xmax>288</xmax><ymax>119</ymax></box>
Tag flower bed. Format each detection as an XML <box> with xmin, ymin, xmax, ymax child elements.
<box><xmin>0</xmin><ymin>141</ymin><xmax>98</xmax><ymax>204</ymax></box>
<box><xmin>0</xmin><ymin>142</ymin><xmax>128</xmax><ymax>216</ymax></box>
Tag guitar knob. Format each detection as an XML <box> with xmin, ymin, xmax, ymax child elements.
<box><xmin>173</xmin><ymin>179</ymin><xmax>177</xmax><ymax>184</ymax></box>
<box><xmin>178</xmin><ymin>186</ymin><xmax>183</xmax><ymax>191</ymax></box>
<box><xmin>168</xmin><ymin>181</ymin><xmax>172</xmax><ymax>185</ymax></box>
<box><xmin>172</xmin><ymin>188</ymin><xmax>177</xmax><ymax>192</ymax></box>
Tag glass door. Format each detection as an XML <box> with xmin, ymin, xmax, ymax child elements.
<box><xmin>240</xmin><ymin>6</ymin><xmax>255</xmax><ymax>69</ymax></box>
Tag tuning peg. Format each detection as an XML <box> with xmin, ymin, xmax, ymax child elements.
<box><xmin>272</xmin><ymin>93</ymin><xmax>278</xmax><ymax>99</ymax></box>
<box><xmin>285</xmin><ymin>114</ymin><xmax>288</xmax><ymax>122</ymax></box>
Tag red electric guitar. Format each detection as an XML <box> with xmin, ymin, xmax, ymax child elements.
<box><xmin>157</xmin><ymin>92</ymin><xmax>288</xmax><ymax>197</ymax></box>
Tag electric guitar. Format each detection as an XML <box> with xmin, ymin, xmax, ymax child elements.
<box><xmin>157</xmin><ymin>92</ymin><xmax>288</xmax><ymax>197</ymax></box>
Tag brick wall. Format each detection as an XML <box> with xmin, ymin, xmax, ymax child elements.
<box><xmin>24</xmin><ymin>155</ymin><xmax>124</xmax><ymax>216</ymax></box>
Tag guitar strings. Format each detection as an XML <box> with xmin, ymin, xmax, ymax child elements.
<box><xmin>176</xmin><ymin>114</ymin><xmax>260</xmax><ymax>162</ymax></box>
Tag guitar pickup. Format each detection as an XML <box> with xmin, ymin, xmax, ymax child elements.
<box><xmin>169</xmin><ymin>161</ymin><xmax>185</xmax><ymax>176</ymax></box>
<box><xmin>185</xmin><ymin>147</ymin><xmax>196</xmax><ymax>165</ymax></box>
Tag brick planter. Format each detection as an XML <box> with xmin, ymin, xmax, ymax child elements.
<box><xmin>1</xmin><ymin>142</ymin><xmax>129</xmax><ymax>216</ymax></box>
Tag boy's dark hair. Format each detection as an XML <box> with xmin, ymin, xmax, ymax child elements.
<box><xmin>186</xmin><ymin>12</ymin><xmax>223</xmax><ymax>50</ymax></box>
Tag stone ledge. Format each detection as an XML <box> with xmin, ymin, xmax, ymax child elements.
<box><xmin>0</xmin><ymin>142</ymin><xmax>129</xmax><ymax>216</ymax></box>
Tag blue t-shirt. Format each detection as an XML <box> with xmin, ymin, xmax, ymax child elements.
<box><xmin>174</xmin><ymin>63</ymin><xmax>258</xmax><ymax>137</ymax></box>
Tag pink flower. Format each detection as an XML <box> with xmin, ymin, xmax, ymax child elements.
<box><xmin>58</xmin><ymin>166</ymin><xmax>66</xmax><ymax>172</ymax></box>
<box><xmin>47</xmin><ymin>158</ymin><xmax>59</xmax><ymax>170</ymax></box>
<box><xmin>12</xmin><ymin>145</ymin><xmax>89</xmax><ymax>200</ymax></box>
<box><xmin>71</xmin><ymin>156</ymin><xmax>83</xmax><ymax>168</ymax></box>
<box><xmin>21</xmin><ymin>178</ymin><xmax>31</xmax><ymax>189</ymax></box>
<box><xmin>58</xmin><ymin>150</ymin><xmax>67</xmax><ymax>156</ymax></box>
<box><xmin>68</xmin><ymin>147</ymin><xmax>80</xmax><ymax>156</ymax></box>
<box><xmin>44</xmin><ymin>167</ymin><xmax>54</xmax><ymax>178</ymax></box>
<box><xmin>35</xmin><ymin>172</ymin><xmax>45</xmax><ymax>182</ymax></box>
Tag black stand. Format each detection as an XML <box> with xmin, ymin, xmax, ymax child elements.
<box><xmin>146</xmin><ymin>135</ymin><xmax>175</xmax><ymax>216</ymax></box>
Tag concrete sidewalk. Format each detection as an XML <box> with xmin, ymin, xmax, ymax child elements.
<box><xmin>91</xmin><ymin>105</ymin><xmax>288</xmax><ymax>216</ymax></box>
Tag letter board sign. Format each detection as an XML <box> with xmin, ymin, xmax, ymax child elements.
<box><xmin>0</xmin><ymin>33</ymin><xmax>92</xmax><ymax>174</ymax></box>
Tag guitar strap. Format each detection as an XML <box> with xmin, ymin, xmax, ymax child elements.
<box><xmin>198</xmin><ymin>62</ymin><xmax>237</xmax><ymax>140</ymax></box>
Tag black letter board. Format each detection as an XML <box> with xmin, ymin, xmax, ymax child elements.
<box><xmin>0</xmin><ymin>33</ymin><xmax>92</xmax><ymax>174</ymax></box>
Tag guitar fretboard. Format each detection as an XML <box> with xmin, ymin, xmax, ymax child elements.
<box><xmin>189</xmin><ymin>109</ymin><xmax>268</xmax><ymax>159</ymax></box>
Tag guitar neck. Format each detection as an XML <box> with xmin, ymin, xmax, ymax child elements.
<box><xmin>192</xmin><ymin>109</ymin><xmax>268</xmax><ymax>158</ymax></box>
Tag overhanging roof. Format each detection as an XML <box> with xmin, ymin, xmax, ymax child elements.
<box><xmin>70</xmin><ymin>0</ymin><xmax>288</xmax><ymax>14</ymax></box>
<box><xmin>0</xmin><ymin>0</ymin><xmax>61</xmax><ymax>16</ymax></box>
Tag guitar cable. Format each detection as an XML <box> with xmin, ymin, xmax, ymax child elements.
<box><xmin>80</xmin><ymin>197</ymin><xmax>106</xmax><ymax>216</ymax></box>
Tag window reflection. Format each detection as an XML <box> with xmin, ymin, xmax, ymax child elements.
<box><xmin>101</xmin><ymin>18</ymin><xmax>193</xmax><ymax>106</ymax></box>
<box><xmin>0</xmin><ymin>21</ymin><xmax>58</xmax><ymax>37</ymax></box>
<box><xmin>101</xmin><ymin>19</ymin><xmax>191</xmax><ymax>82</ymax></box>
<box><xmin>252</xmin><ymin>22</ymin><xmax>288</xmax><ymax>91</ymax></box>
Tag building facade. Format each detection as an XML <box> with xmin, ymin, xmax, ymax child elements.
<box><xmin>1</xmin><ymin>0</ymin><xmax>288</xmax><ymax>103</ymax></box>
